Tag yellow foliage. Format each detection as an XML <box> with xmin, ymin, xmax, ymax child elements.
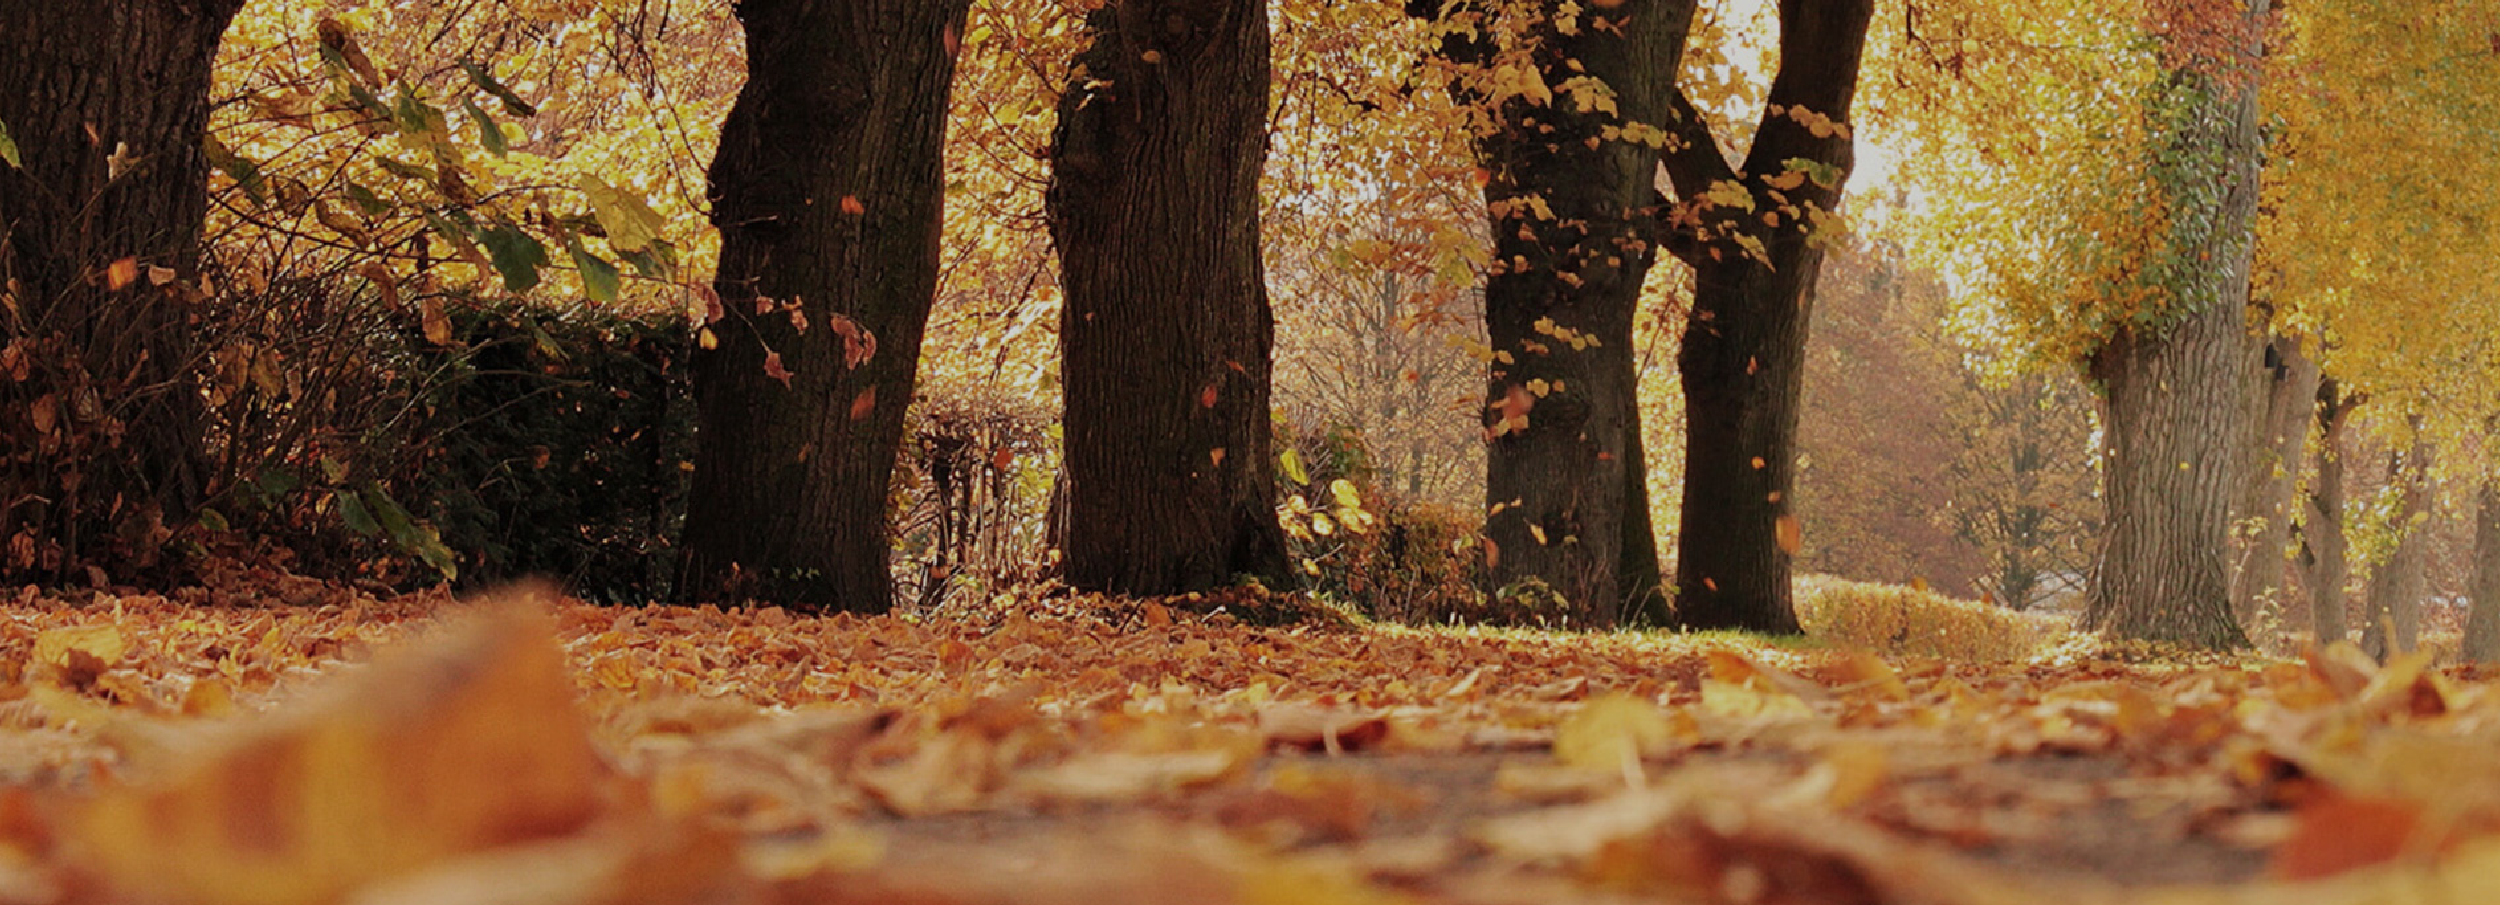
<box><xmin>1794</xmin><ymin>575</ymin><xmax>2042</xmax><ymax>661</ymax></box>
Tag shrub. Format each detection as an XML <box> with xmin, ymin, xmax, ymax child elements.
<box><xmin>1794</xmin><ymin>574</ymin><xmax>2043</xmax><ymax>660</ymax></box>
<box><xmin>200</xmin><ymin>280</ymin><xmax>692</xmax><ymax>601</ymax></box>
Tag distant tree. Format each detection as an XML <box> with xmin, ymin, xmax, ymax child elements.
<box><xmin>2466</xmin><ymin>484</ymin><xmax>2500</xmax><ymax>663</ymax></box>
<box><xmin>2359</xmin><ymin>440</ymin><xmax>2433</xmax><ymax>659</ymax></box>
<box><xmin>1794</xmin><ymin>244</ymin><xmax>1980</xmax><ymax>591</ymax></box>
<box><xmin>679</xmin><ymin>0</ymin><xmax>974</xmax><ymax>611</ymax></box>
<box><xmin>1273</xmin><ymin>259</ymin><xmax>1484</xmax><ymax>510</ymax></box>
<box><xmin>1046</xmin><ymin>0</ymin><xmax>1291</xmax><ymax>595</ymax></box>
<box><xmin>2299</xmin><ymin>379</ymin><xmax>2360</xmax><ymax>644</ymax></box>
<box><xmin>1661</xmin><ymin>0</ymin><xmax>1877</xmax><ymax>631</ymax></box>
<box><xmin>2233</xmin><ymin>333</ymin><xmax>2321</xmax><ymax>629</ymax></box>
<box><xmin>1796</xmin><ymin>242</ymin><xmax>2099</xmax><ymax>609</ymax></box>
<box><xmin>0</xmin><ymin>0</ymin><xmax>248</xmax><ymax>582</ymax></box>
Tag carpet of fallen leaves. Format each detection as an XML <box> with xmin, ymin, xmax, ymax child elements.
<box><xmin>3</xmin><ymin>580</ymin><xmax>2500</xmax><ymax>905</ymax></box>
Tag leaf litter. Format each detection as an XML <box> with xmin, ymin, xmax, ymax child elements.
<box><xmin>2</xmin><ymin>581</ymin><xmax>2499</xmax><ymax>903</ymax></box>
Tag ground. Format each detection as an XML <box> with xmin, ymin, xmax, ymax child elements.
<box><xmin>0</xmin><ymin>578</ymin><xmax>2495</xmax><ymax>905</ymax></box>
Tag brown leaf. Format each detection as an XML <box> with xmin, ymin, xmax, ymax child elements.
<box><xmin>67</xmin><ymin>585</ymin><xmax>612</xmax><ymax>905</ymax></box>
<box><xmin>848</xmin><ymin>386</ymin><xmax>876</xmax><ymax>420</ymax></box>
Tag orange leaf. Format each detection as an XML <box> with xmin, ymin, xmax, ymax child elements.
<box><xmin>849</xmin><ymin>385</ymin><xmax>877</xmax><ymax>420</ymax></box>
<box><xmin>2270</xmin><ymin>794</ymin><xmax>2427</xmax><ymax>880</ymax></box>
<box><xmin>106</xmin><ymin>258</ymin><xmax>139</xmax><ymax>291</ymax></box>
<box><xmin>839</xmin><ymin>195</ymin><xmax>866</xmax><ymax>215</ymax></box>
<box><xmin>763</xmin><ymin>351</ymin><xmax>793</xmax><ymax>387</ymax></box>
<box><xmin>1775</xmin><ymin>515</ymin><xmax>1801</xmax><ymax>555</ymax></box>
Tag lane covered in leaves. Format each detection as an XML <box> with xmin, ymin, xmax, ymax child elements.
<box><xmin>3</xmin><ymin>582</ymin><xmax>2499</xmax><ymax>904</ymax></box>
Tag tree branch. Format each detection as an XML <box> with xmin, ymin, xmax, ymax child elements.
<box><xmin>1657</xmin><ymin>85</ymin><xmax>1735</xmax><ymax>200</ymax></box>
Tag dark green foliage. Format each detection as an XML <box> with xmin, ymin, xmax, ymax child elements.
<box><xmin>403</xmin><ymin>303</ymin><xmax>692</xmax><ymax>602</ymax></box>
<box><xmin>200</xmin><ymin>281</ymin><xmax>692</xmax><ymax>602</ymax></box>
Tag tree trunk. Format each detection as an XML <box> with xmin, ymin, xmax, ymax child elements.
<box><xmin>1405</xmin><ymin>0</ymin><xmax>1694</xmax><ymax>626</ymax></box>
<box><xmin>1663</xmin><ymin>0</ymin><xmax>1876</xmax><ymax>632</ymax></box>
<box><xmin>2464</xmin><ymin>483</ymin><xmax>2500</xmax><ymax>663</ymax></box>
<box><xmin>2300</xmin><ymin>378</ymin><xmax>2355</xmax><ymax>646</ymax></box>
<box><xmin>0</xmin><ymin>0</ymin><xmax>240</xmax><ymax>582</ymax></box>
<box><xmin>1046</xmin><ymin>0</ymin><xmax>1290</xmax><ymax>595</ymax></box>
<box><xmin>2078</xmin><ymin>0</ymin><xmax>2266</xmax><ymax>649</ymax></box>
<box><xmin>679</xmin><ymin>0</ymin><xmax>972</xmax><ymax>611</ymax></box>
<box><xmin>2359</xmin><ymin>442</ymin><xmax>2431</xmax><ymax>660</ymax></box>
<box><xmin>2230</xmin><ymin>333</ymin><xmax>2318</xmax><ymax>632</ymax></box>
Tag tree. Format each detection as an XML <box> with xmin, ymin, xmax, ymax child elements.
<box><xmin>2299</xmin><ymin>379</ymin><xmax>2359</xmax><ymax>645</ymax></box>
<box><xmin>0</xmin><ymin>0</ymin><xmax>249</xmax><ymax>582</ymax></box>
<box><xmin>1398</xmin><ymin>0</ymin><xmax>1693</xmax><ymax>625</ymax></box>
<box><xmin>1660</xmin><ymin>0</ymin><xmax>1876</xmax><ymax>631</ymax></box>
<box><xmin>2466</xmin><ymin>484</ymin><xmax>2500</xmax><ymax>663</ymax></box>
<box><xmin>678</xmin><ymin>0</ymin><xmax>973</xmax><ymax>611</ymax></box>
<box><xmin>1046</xmin><ymin>0</ymin><xmax>1291</xmax><ymax>595</ymax></box>
<box><xmin>2358</xmin><ymin>440</ymin><xmax>2432</xmax><ymax>659</ymax></box>
<box><xmin>2071</xmin><ymin>0</ymin><xmax>2268</xmax><ymax>648</ymax></box>
<box><xmin>2233</xmin><ymin>333</ymin><xmax>2320</xmax><ymax>631</ymax></box>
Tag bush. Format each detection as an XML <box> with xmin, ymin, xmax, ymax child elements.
<box><xmin>1794</xmin><ymin>575</ymin><xmax>2043</xmax><ymax>660</ymax></box>
<box><xmin>1271</xmin><ymin>421</ymin><xmax>1544</xmax><ymax>626</ymax></box>
<box><xmin>201</xmin><ymin>280</ymin><xmax>692</xmax><ymax>601</ymax></box>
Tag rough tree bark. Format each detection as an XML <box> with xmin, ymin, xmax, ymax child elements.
<box><xmin>2231</xmin><ymin>333</ymin><xmax>2319</xmax><ymax>631</ymax></box>
<box><xmin>1660</xmin><ymin>0</ymin><xmax>1876</xmax><ymax>631</ymax></box>
<box><xmin>2465</xmin><ymin>483</ymin><xmax>2500</xmax><ymax>663</ymax></box>
<box><xmin>1407</xmin><ymin>0</ymin><xmax>1694</xmax><ymax>625</ymax></box>
<box><xmin>2359</xmin><ymin>441</ymin><xmax>2431</xmax><ymax>661</ymax></box>
<box><xmin>2299</xmin><ymin>378</ymin><xmax>2357</xmax><ymax>646</ymax></box>
<box><xmin>0</xmin><ymin>0</ymin><xmax>244</xmax><ymax>583</ymax></box>
<box><xmin>1046</xmin><ymin>0</ymin><xmax>1291</xmax><ymax>595</ymax></box>
<box><xmin>679</xmin><ymin>0</ymin><xmax>972</xmax><ymax>611</ymax></box>
<box><xmin>2079</xmin><ymin>0</ymin><xmax>2267</xmax><ymax>649</ymax></box>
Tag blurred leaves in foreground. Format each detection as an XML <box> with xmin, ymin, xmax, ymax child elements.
<box><xmin>3</xmin><ymin>581</ymin><xmax>2500</xmax><ymax>903</ymax></box>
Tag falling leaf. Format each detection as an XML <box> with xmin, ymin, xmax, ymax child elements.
<box><xmin>105</xmin><ymin>258</ymin><xmax>139</xmax><ymax>291</ymax></box>
<box><xmin>849</xmin><ymin>386</ymin><xmax>877</xmax><ymax>420</ymax></box>
<box><xmin>839</xmin><ymin>196</ymin><xmax>866</xmax><ymax>216</ymax></box>
<box><xmin>1775</xmin><ymin>515</ymin><xmax>1802</xmax><ymax>555</ymax></box>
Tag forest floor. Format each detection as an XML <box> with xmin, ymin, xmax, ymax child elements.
<box><xmin>1</xmin><ymin>575</ymin><xmax>2495</xmax><ymax>905</ymax></box>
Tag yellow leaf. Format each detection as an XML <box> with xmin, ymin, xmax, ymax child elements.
<box><xmin>1553</xmin><ymin>693</ymin><xmax>1683</xmax><ymax>780</ymax></box>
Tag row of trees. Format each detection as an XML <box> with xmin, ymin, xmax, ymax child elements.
<box><xmin>2</xmin><ymin>0</ymin><xmax>1886</xmax><ymax>632</ymax></box>
<box><xmin>10</xmin><ymin>0</ymin><xmax>2491</xmax><ymax>650</ymax></box>
<box><xmin>1890</xmin><ymin>0</ymin><xmax>2500</xmax><ymax>650</ymax></box>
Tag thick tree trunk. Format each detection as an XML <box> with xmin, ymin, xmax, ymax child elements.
<box><xmin>2231</xmin><ymin>334</ymin><xmax>2319</xmax><ymax>631</ymax></box>
<box><xmin>0</xmin><ymin>0</ymin><xmax>240</xmax><ymax>583</ymax></box>
<box><xmin>2300</xmin><ymin>379</ymin><xmax>2355</xmax><ymax>646</ymax></box>
<box><xmin>679</xmin><ymin>0</ymin><xmax>971</xmax><ymax>611</ymax></box>
<box><xmin>1663</xmin><ymin>0</ymin><xmax>1875</xmax><ymax>632</ymax></box>
<box><xmin>1046</xmin><ymin>0</ymin><xmax>1290</xmax><ymax>595</ymax></box>
<box><xmin>2465</xmin><ymin>484</ymin><xmax>2500</xmax><ymax>663</ymax></box>
<box><xmin>2079</xmin><ymin>0</ymin><xmax>2266</xmax><ymax>649</ymax></box>
<box><xmin>1414</xmin><ymin>0</ymin><xmax>1693</xmax><ymax>626</ymax></box>
<box><xmin>2359</xmin><ymin>442</ymin><xmax>2431</xmax><ymax>660</ymax></box>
